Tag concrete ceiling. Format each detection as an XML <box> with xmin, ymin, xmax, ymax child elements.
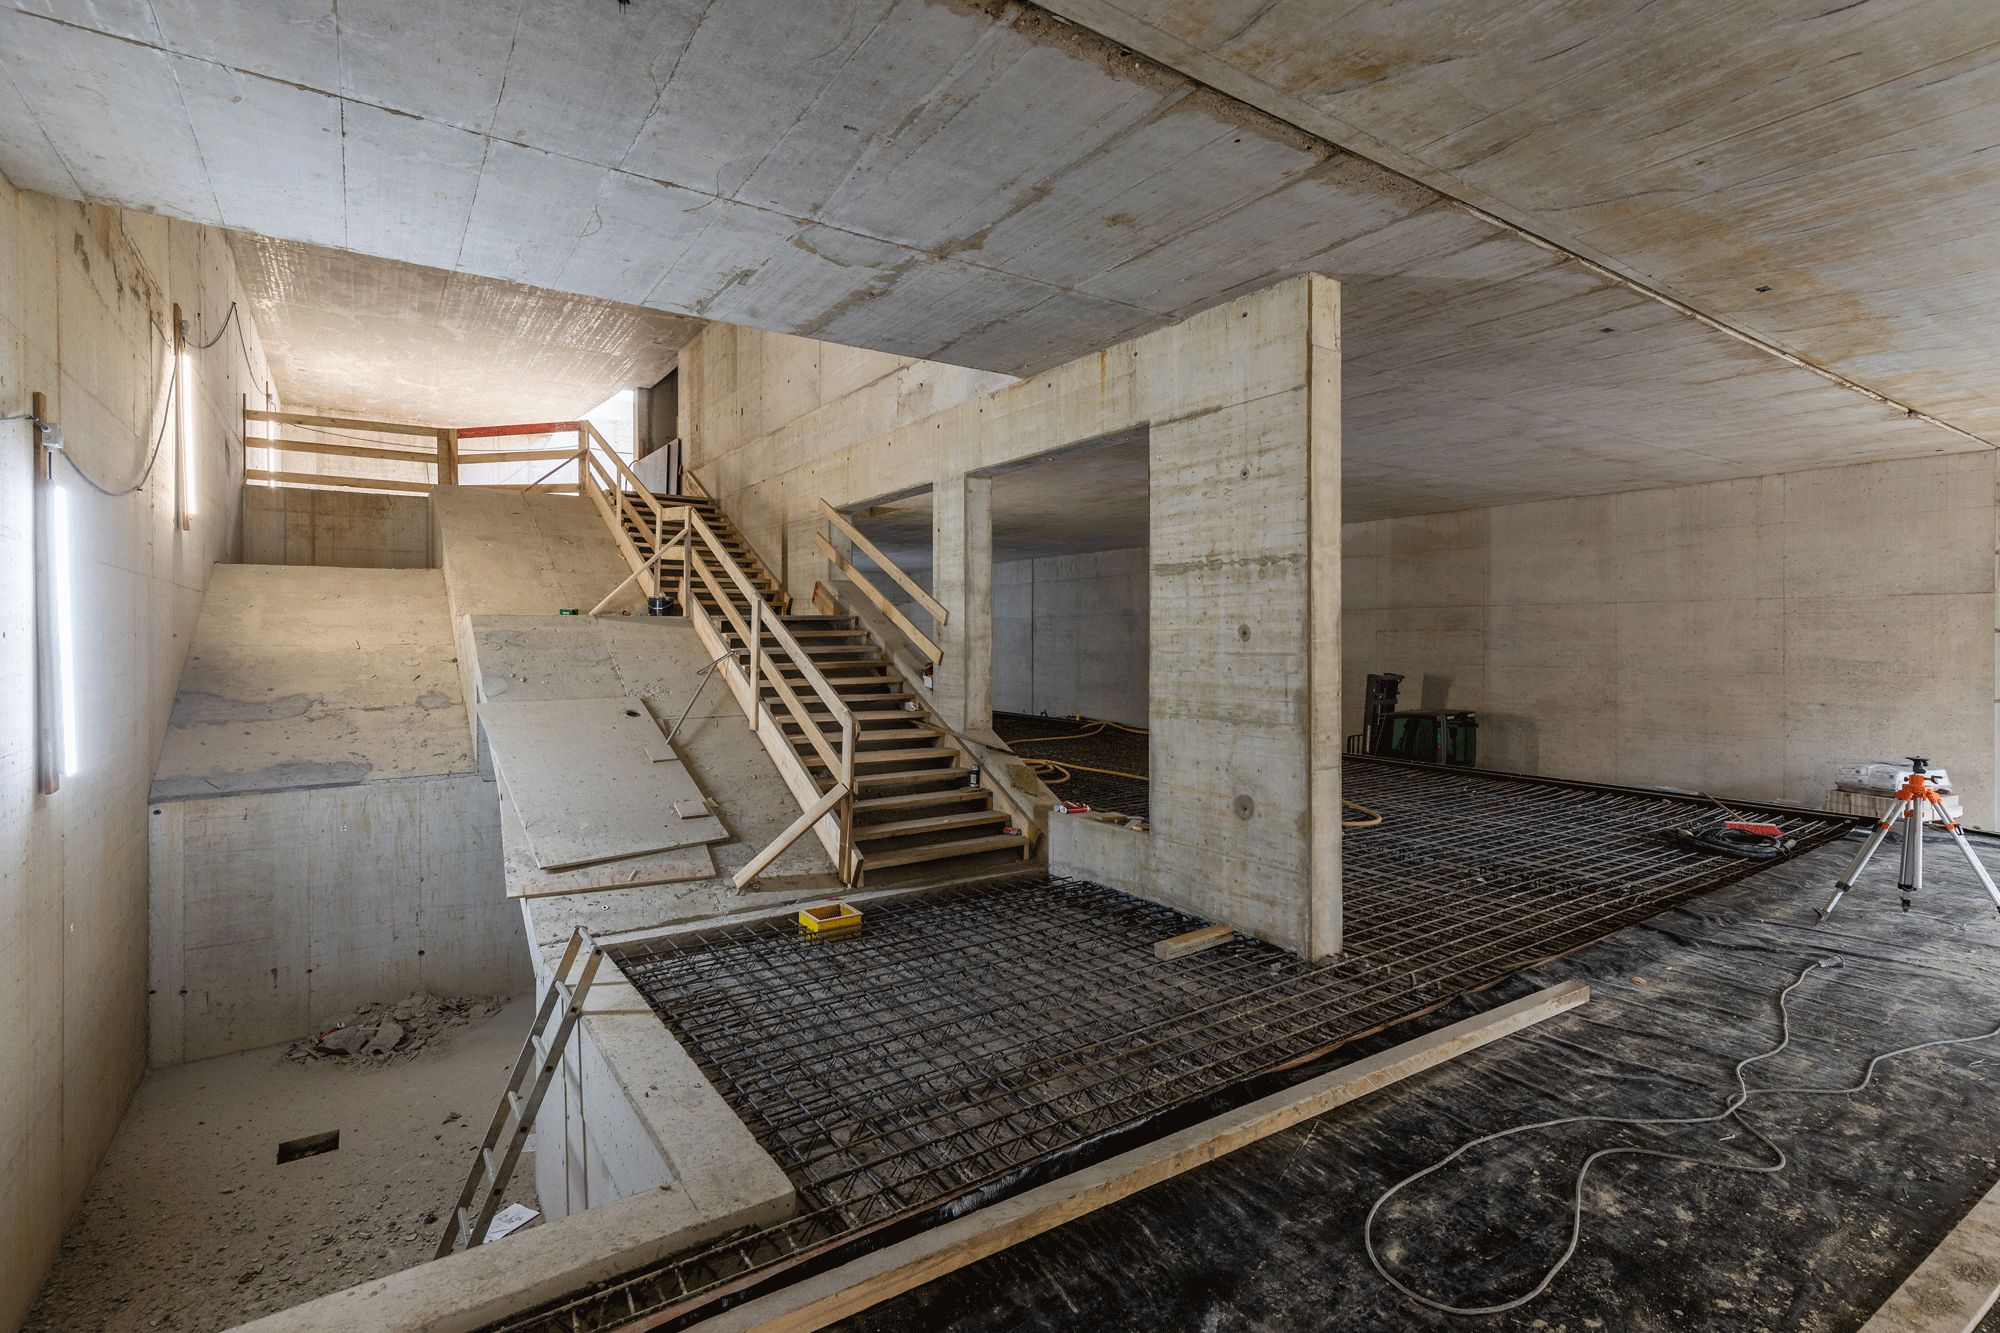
<box><xmin>228</xmin><ymin>234</ymin><xmax>702</xmax><ymax>423</ymax></box>
<box><xmin>0</xmin><ymin>1</ymin><xmax>1986</xmax><ymax>518</ymax></box>
<box><xmin>1047</xmin><ymin>0</ymin><xmax>2000</xmax><ymax>441</ymax></box>
<box><xmin>852</xmin><ymin>428</ymin><xmax>1151</xmax><ymax>573</ymax></box>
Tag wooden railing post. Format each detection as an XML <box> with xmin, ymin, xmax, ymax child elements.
<box><xmin>747</xmin><ymin>595</ymin><xmax>763</xmax><ymax>734</ymax></box>
<box><xmin>678</xmin><ymin>509</ymin><xmax>691</xmax><ymax>612</ymax></box>
<box><xmin>436</xmin><ymin>428</ymin><xmax>459</xmax><ymax>485</ymax></box>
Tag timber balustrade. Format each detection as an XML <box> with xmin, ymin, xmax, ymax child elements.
<box><xmin>814</xmin><ymin>497</ymin><xmax>947</xmax><ymax>664</ymax></box>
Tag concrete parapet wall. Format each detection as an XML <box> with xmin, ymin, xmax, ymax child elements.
<box><xmin>242</xmin><ymin>485</ymin><xmax>433</xmax><ymax>568</ymax></box>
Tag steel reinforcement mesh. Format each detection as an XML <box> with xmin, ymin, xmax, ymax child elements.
<box><xmin>479</xmin><ymin>759</ymin><xmax>1852</xmax><ymax>1333</ymax></box>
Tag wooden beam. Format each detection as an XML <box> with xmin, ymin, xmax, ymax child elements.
<box><xmin>733</xmin><ymin>783</ymin><xmax>848</xmax><ymax>889</ymax></box>
<box><xmin>244</xmin><ymin>469</ymin><xmax>432</xmax><ymax>494</ymax></box>
<box><xmin>456</xmin><ymin>447</ymin><xmax>581</xmax><ymax>464</ymax></box>
<box><xmin>436</xmin><ymin>427</ymin><xmax>459</xmax><ymax>485</ymax></box>
<box><xmin>262</xmin><ymin>436</ymin><xmax>438</xmax><ymax>464</ymax></box>
<box><xmin>1154</xmin><ymin>923</ymin><xmax>1233</xmax><ymax>961</ymax></box>
<box><xmin>696</xmin><ymin>981</ymin><xmax>1590</xmax><ymax>1333</ymax></box>
<box><xmin>1859</xmin><ymin>1177</ymin><xmax>2000</xmax><ymax>1333</ymax></box>
<box><xmin>244</xmin><ymin>408</ymin><xmax>440</xmax><ymax>437</ymax></box>
<box><xmin>454</xmin><ymin>419</ymin><xmax>583</xmax><ymax>439</ymax></box>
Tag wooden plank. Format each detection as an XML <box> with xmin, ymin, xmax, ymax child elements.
<box><xmin>479</xmin><ymin>697</ymin><xmax>727</xmax><ymax>871</ymax></box>
<box><xmin>245</xmin><ymin>408</ymin><xmax>440</xmax><ymax>437</ymax></box>
<box><xmin>818</xmin><ymin>498</ymin><xmax>949</xmax><ymax>623</ymax></box>
<box><xmin>1154</xmin><ymin>923</ymin><xmax>1233</xmax><ymax>961</ymax></box>
<box><xmin>262</xmin><ymin>436</ymin><xmax>440</xmax><ymax>464</ymax></box>
<box><xmin>814</xmin><ymin>531</ymin><xmax>943</xmax><ymax>664</ymax></box>
<box><xmin>454</xmin><ymin>419</ymin><xmax>583</xmax><ymax>439</ymax></box>
<box><xmin>244</xmin><ymin>469</ymin><xmax>433</xmax><ymax>494</ymax></box>
<box><xmin>496</xmin><ymin>789</ymin><xmax>715</xmax><ymax>900</ymax></box>
<box><xmin>456</xmin><ymin>447</ymin><xmax>580</xmax><ymax>464</ymax></box>
<box><xmin>1858</xmin><ymin>1177</ymin><xmax>2000</xmax><ymax>1333</ymax></box>
<box><xmin>699</xmin><ymin>981</ymin><xmax>1590</xmax><ymax>1333</ymax></box>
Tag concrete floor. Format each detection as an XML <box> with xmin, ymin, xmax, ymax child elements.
<box><xmin>23</xmin><ymin>996</ymin><xmax>541</xmax><ymax>1333</ymax></box>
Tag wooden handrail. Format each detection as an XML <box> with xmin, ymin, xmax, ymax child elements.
<box><xmin>815</xmin><ymin>531</ymin><xmax>943</xmax><ymax>664</ymax></box>
<box><xmin>246</xmin><ymin>468</ymin><xmax>433</xmax><ymax>494</ymax></box>
<box><xmin>245</xmin><ymin>408</ymin><xmax>439</xmax><ymax>437</ymax></box>
<box><xmin>818</xmin><ymin>499</ymin><xmax>948</xmax><ymax>623</ymax></box>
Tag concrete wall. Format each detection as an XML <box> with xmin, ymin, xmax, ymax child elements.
<box><xmin>680</xmin><ymin>321</ymin><xmax>1015</xmax><ymax>589</ymax></box>
<box><xmin>1342</xmin><ymin>452</ymin><xmax>2000</xmax><ymax>827</ymax></box>
<box><xmin>149</xmin><ymin>775</ymin><xmax>527</xmax><ymax>1063</ymax></box>
<box><xmin>0</xmin><ymin>180</ymin><xmax>274</xmax><ymax>1327</ymax></box>
<box><xmin>993</xmin><ymin>547</ymin><xmax>1149</xmax><ymax>726</ymax></box>
<box><xmin>682</xmin><ymin>277</ymin><xmax>1344</xmax><ymax>958</ymax></box>
<box><xmin>242</xmin><ymin>485</ymin><xmax>432</xmax><ymax>567</ymax></box>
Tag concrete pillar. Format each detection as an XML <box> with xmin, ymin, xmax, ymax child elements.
<box><xmin>932</xmin><ymin>474</ymin><xmax>993</xmax><ymax>734</ymax></box>
<box><xmin>1306</xmin><ymin>274</ymin><xmax>1343</xmax><ymax>960</ymax></box>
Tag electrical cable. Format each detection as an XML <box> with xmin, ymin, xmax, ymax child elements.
<box><xmin>1364</xmin><ymin>956</ymin><xmax>2000</xmax><ymax>1316</ymax></box>
<box><xmin>43</xmin><ymin>365</ymin><xmax>179</xmax><ymax>498</ymax></box>
<box><xmin>1342</xmin><ymin>800</ymin><xmax>1383</xmax><ymax>828</ymax></box>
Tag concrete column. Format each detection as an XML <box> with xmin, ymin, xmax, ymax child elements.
<box><xmin>1306</xmin><ymin>274</ymin><xmax>1343</xmax><ymax>960</ymax></box>
<box><xmin>932</xmin><ymin>474</ymin><xmax>993</xmax><ymax>734</ymax></box>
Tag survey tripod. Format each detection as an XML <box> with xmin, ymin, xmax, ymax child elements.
<box><xmin>1818</xmin><ymin>757</ymin><xmax>2000</xmax><ymax>923</ymax></box>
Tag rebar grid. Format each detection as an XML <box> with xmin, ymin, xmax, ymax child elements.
<box><xmin>479</xmin><ymin>760</ymin><xmax>1852</xmax><ymax>1333</ymax></box>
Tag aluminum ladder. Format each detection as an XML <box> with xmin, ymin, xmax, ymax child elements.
<box><xmin>432</xmin><ymin>927</ymin><xmax>603</xmax><ymax>1259</ymax></box>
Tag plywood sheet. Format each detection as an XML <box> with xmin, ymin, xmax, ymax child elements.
<box><xmin>496</xmin><ymin>787</ymin><xmax>716</xmax><ymax>899</ymax></box>
<box><xmin>480</xmin><ymin>696</ymin><xmax>727</xmax><ymax>870</ymax></box>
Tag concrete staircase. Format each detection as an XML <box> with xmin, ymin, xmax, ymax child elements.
<box><xmin>614</xmin><ymin>487</ymin><xmax>1032</xmax><ymax>885</ymax></box>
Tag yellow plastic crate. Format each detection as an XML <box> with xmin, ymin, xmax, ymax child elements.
<box><xmin>798</xmin><ymin>901</ymin><xmax>862</xmax><ymax>941</ymax></box>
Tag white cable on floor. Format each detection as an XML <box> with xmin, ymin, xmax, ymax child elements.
<box><xmin>1364</xmin><ymin>956</ymin><xmax>2000</xmax><ymax>1315</ymax></box>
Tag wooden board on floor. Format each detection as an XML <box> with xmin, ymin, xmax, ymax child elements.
<box><xmin>480</xmin><ymin>696</ymin><xmax>727</xmax><ymax>871</ymax></box>
<box><xmin>497</xmin><ymin>784</ymin><xmax>716</xmax><ymax>899</ymax></box>
<box><xmin>1859</xmin><ymin>1176</ymin><xmax>2000</xmax><ymax>1333</ymax></box>
<box><xmin>702</xmin><ymin>980</ymin><xmax>1590</xmax><ymax>1333</ymax></box>
<box><xmin>1155</xmin><ymin>923</ymin><xmax>1232</xmax><ymax>961</ymax></box>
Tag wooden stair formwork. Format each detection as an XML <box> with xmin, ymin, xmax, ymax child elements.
<box><xmin>592</xmin><ymin>465</ymin><xmax>1034</xmax><ymax>887</ymax></box>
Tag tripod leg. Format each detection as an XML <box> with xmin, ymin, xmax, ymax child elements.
<box><xmin>1820</xmin><ymin>810</ymin><xmax>1897</xmax><ymax>924</ymax></box>
<box><xmin>1899</xmin><ymin>797</ymin><xmax>1923</xmax><ymax>911</ymax></box>
<box><xmin>1931</xmin><ymin>799</ymin><xmax>2000</xmax><ymax>915</ymax></box>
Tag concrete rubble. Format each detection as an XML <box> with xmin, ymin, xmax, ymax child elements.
<box><xmin>292</xmin><ymin>994</ymin><xmax>507</xmax><ymax>1064</ymax></box>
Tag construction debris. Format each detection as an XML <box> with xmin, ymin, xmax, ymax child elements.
<box><xmin>293</xmin><ymin>994</ymin><xmax>506</xmax><ymax>1064</ymax></box>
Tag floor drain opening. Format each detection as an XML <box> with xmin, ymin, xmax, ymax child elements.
<box><xmin>276</xmin><ymin>1130</ymin><xmax>340</xmax><ymax>1164</ymax></box>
